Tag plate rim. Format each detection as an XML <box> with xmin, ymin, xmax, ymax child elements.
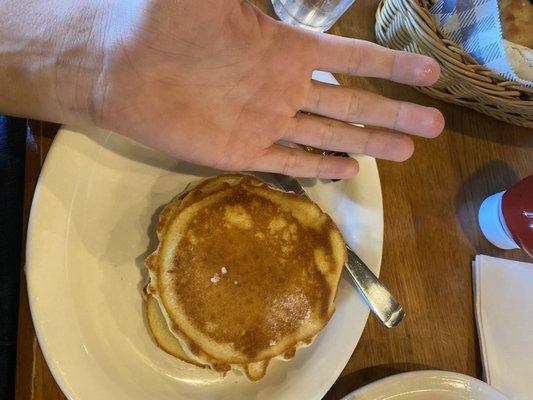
<box><xmin>341</xmin><ymin>370</ymin><xmax>509</xmax><ymax>400</ymax></box>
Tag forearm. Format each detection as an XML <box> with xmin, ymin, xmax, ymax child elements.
<box><xmin>0</xmin><ymin>0</ymin><xmax>110</xmax><ymax>124</ymax></box>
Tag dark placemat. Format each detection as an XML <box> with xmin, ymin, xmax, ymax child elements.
<box><xmin>0</xmin><ymin>116</ymin><xmax>26</xmax><ymax>400</ymax></box>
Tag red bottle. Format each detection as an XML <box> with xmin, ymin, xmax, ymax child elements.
<box><xmin>479</xmin><ymin>175</ymin><xmax>533</xmax><ymax>257</ymax></box>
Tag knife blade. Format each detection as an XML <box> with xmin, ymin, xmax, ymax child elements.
<box><xmin>271</xmin><ymin>174</ymin><xmax>405</xmax><ymax>328</ymax></box>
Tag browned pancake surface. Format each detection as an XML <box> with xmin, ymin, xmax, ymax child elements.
<box><xmin>170</xmin><ymin>185</ymin><xmax>332</xmax><ymax>358</ymax></box>
<box><xmin>147</xmin><ymin>174</ymin><xmax>346</xmax><ymax>379</ymax></box>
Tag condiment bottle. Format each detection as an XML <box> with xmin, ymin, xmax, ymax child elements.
<box><xmin>478</xmin><ymin>175</ymin><xmax>533</xmax><ymax>257</ymax></box>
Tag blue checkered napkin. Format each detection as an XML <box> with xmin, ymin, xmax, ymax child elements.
<box><xmin>430</xmin><ymin>0</ymin><xmax>533</xmax><ymax>87</ymax></box>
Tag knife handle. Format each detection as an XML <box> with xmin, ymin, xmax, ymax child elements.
<box><xmin>344</xmin><ymin>248</ymin><xmax>405</xmax><ymax>328</ymax></box>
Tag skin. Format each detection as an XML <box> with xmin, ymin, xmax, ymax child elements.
<box><xmin>0</xmin><ymin>0</ymin><xmax>444</xmax><ymax>178</ymax></box>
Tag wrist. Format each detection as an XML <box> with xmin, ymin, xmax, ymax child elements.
<box><xmin>86</xmin><ymin>0</ymin><xmax>146</xmax><ymax>129</ymax></box>
<box><xmin>53</xmin><ymin>2</ymin><xmax>112</xmax><ymax>126</ymax></box>
<box><xmin>0</xmin><ymin>1</ymin><xmax>112</xmax><ymax>125</ymax></box>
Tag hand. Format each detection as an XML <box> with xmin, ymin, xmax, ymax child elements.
<box><xmin>1</xmin><ymin>0</ymin><xmax>444</xmax><ymax>179</ymax></box>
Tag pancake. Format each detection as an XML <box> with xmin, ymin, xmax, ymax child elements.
<box><xmin>145</xmin><ymin>294</ymin><xmax>206</xmax><ymax>368</ymax></box>
<box><xmin>145</xmin><ymin>174</ymin><xmax>346</xmax><ymax>380</ymax></box>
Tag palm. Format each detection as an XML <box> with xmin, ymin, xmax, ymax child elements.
<box><xmin>95</xmin><ymin>0</ymin><xmax>443</xmax><ymax>178</ymax></box>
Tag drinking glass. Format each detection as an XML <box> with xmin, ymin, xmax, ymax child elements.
<box><xmin>271</xmin><ymin>0</ymin><xmax>356</xmax><ymax>32</ymax></box>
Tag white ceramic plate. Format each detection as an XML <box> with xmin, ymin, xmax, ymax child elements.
<box><xmin>341</xmin><ymin>371</ymin><xmax>508</xmax><ymax>400</ymax></box>
<box><xmin>26</xmin><ymin>72</ymin><xmax>383</xmax><ymax>400</ymax></box>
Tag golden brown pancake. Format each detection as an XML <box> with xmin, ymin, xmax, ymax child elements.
<box><xmin>145</xmin><ymin>294</ymin><xmax>206</xmax><ymax>368</ymax></box>
<box><xmin>145</xmin><ymin>174</ymin><xmax>346</xmax><ymax>380</ymax></box>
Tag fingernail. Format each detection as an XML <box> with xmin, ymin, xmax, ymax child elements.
<box><xmin>423</xmin><ymin>108</ymin><xmax>445</xmax><ymax>137</ymax></box>
<box><xmin>415</xmin><ymin>59</ymin><xmax>440</xmax><ymax>85</ymax></box>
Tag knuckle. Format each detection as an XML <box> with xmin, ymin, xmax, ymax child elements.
<box><xmin>319</xmin><ymin>120</ymin><xmax>336</xmax><ymax>149</ymax></box>
<box><xmin>314</xmin><ymin>155</ymin><xmax>328</xmax><ymax>177</ymax></box>
<box><xmin>284</xmin><ymin>117</ymin><xmax>298</xmax><ymax>140</ymax></box>
<box><xmin>310</xmin><ymin>86</ymin><xmax>323</xmax><ymax>111</ymax></box>
<box><xmin>392</xmin><ymin>102</ymin><xmax>405</xmax><ymax>131</ymax></box>
<box><xmin>346</xmin><ymin>92</ymin><xmax>362</xmax><ymax>121</ymax></box>
<box><xmin>347</xmin><ymin>44</ymin><xmax>363</xmax><ymax>75</ymax></box>
<box><xmin>281</xmin><ymin>149</ymin><xmax>299</xmax><ymax>176</ymax></box>
<box><xmin>360</xmin><ymin>130</ymin><xmax>372</xmax><ymax>154</ymax></box>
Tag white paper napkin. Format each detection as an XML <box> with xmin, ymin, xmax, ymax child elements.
<box><xmin>473</xmin><ymin>255</ymin><xmax>533</xmax><ymax>400</ymax></box>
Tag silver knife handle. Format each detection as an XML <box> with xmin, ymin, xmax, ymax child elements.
<box><xmin>345</xmin><ymin>248</ymin><xmax>404</xmax><ymax>328</ymax></box>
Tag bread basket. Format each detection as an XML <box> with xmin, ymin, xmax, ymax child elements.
<box><xmin>375</xmin><ymin>0</ymin><xmax>533</xmax><ymax>128</ymax></box>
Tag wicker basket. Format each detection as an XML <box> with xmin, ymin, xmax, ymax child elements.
<box><xmin>375</xmin><ymin>0</ymin><xmax>533</xmax><ymax>128</ymax></box>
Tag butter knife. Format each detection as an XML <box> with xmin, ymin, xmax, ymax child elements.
<box><xmin>271</xmin><ymin>174</ymin><xmax>405</xmax><ymax>328</ymax></box>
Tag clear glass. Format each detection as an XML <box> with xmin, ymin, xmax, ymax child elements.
<box><xmin>271</xmin><ymin>0</ymin><xmax>356</xmax><ymax>32</ymax></box>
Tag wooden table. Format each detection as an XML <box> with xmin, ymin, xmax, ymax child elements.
<box><xmin>14</xmin><ymin>1</ymin><xmax>532</xmax><ymax>399</ymax></box>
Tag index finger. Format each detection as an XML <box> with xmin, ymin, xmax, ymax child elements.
<box><xmin>310</xmin><ymin>32</ymin><xmax>440</xmax><ymax>86</ymax></box>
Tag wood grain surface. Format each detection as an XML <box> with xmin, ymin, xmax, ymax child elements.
<box><xmin>14</xmin><ymin>1</ymin><xmax>532</xmax><ymax>399</ymax></box>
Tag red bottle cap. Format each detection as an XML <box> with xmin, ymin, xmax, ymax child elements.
<box><xmin>502</xmin><ymin>175</ymin><xmax>533</xmax><ymax>257</ymax></box>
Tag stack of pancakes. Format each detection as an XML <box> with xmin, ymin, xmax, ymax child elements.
<box><xmin>144</xmin><ymin>174</ymin><xmax>346</xmax><ymax>380</ymax></box>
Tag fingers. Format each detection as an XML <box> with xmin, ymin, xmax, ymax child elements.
<box><xmin>248</xmin><ymin>144</ymin><xmax>358</xmax><ymax>179</ymax></box>
<box><xmin>312</xmin><ymin>33</ymin><xmax>440</xmax><ymax>86</ymax></box>
<box><xmin>283</xmin><ymin>113</ymin><xmax>414</xmax><ymax>162</ymax></box>
<box><xmin>304</xmin><ymin>81</ymin><xmax>445</xmax><ymax>138</ymax></box>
